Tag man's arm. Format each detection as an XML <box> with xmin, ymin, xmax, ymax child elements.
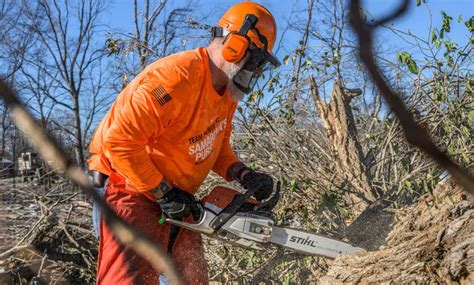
<box><xmin>102</xmin><ymin>77</ymin><xmax>183</xmax><ymax>193</ymax></box>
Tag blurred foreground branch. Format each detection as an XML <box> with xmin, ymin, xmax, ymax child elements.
<box><xmin>349</xmin><ymin>0</ymin><xmax>474</xmax><ymax>195</ymax></box>
<box><xmin>0</xmin><ymin>80</ymin><xmax>183</xmax><ymax>284</ymax></box>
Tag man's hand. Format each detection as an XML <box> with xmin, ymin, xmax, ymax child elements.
<box><xmin>236</xmin><ymin>166</ymin><xmax>274</xmax><ymax>201</ymax></box>
<box><xmin>156</xmin><ymin>188</ymin><xmax>203</xmax><ymax>221</ymax></box>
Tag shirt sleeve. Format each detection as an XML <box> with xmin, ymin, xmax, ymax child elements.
<box><xmin>212</xmin><ymin>102</ymin><xmax>241</xmax><ymax>181</ymax></box>
<box><xmin>102</xmin><ymin>68</ymin><xmax>187</xmax><ymax>192</ymax></box>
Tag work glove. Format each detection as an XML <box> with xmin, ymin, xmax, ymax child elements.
<box><xmin>157</xmin><ymin>188</ymin><xmax>203</xmax><ymax>221</ymax></box>
<box><xmin>237</xmin><ymin>167</ymin><xmax>274</xmax><ymax>201</ymax></box>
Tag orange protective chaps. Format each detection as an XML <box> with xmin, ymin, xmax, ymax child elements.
<box><xmin>96</xmin><ymin>177</ymin><xmax>208</xmax><ymax>284</ymax></box>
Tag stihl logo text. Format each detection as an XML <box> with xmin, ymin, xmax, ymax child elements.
<box><xmin>290</xmin><ymin>235</ymin><xmax>318</xmax><ymax>247</ymax></box>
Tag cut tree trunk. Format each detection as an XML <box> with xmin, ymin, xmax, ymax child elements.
<box><xmin>309</xmin><ymin>77</ymin><xmax>378</xmax><ymax>214</ymax></box>
<box><xmin>319</xmin><ymin>180</ymin><xmax>474</xmax><ymax>284</ymax></box>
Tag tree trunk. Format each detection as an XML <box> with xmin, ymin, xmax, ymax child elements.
<box><xmin>1</xmin><ymin>108</ymin><xmax>8</xmax><ymax>157</ymax></box>
<box><xmin>1</xmin><ymin>130</ymin><xmax>5</xmax><ymax>157</ymax></box>
<box><xmin>72</xmin><ymin>95</ymin><xmax>85</xmax><ymax>168</ymax></box>
<box><xmin>309</xmin><ymin>77</ymin><xmax>378</xmax><ymax>214</ymax></box>
<box><xmin>319</xmin><ymin>181</ymin><xmax>474</xmax><ymax>284</ymax></box>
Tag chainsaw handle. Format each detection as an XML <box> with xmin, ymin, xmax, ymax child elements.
<box><xmin>164</xmin><ymin>186</ymin><xmax>261</xmax><ymax>235</ymax></box>
<box><xmin>166</xmin><ymin>209</ymin><xmax>217</xmax><ymax>235</ymax></box>
<box><xmin>167</xmin><ymin>181</ymin><xmax>280</xmax><ymax>233</ymax></box>
<box><xmin>209</xmin><ymin>183</ymin><xmax>263</xmax><ymax>230</ymax></box>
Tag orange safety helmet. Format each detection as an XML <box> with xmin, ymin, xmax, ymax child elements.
<box><xmin>217</xmin><ymin>1</ymin><xmax>280</xmax><ymax>66</ymax></box>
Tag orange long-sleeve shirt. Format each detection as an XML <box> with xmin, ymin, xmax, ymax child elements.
<box><xmin>88</xmin><ymin>47</ymin><xmax>241</xmax><ymax>195</ymax></box>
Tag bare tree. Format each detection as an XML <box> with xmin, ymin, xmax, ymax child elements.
<box><xmin>22</xmin><ymin>0</ymin><xmax>108</xmax><ymax>167</ymax></box>
<box><xmin>0</xmin><ymin>103</ymin><xmax>13</xmax><ymax>157</ymax></box>
<box><xmin>133</xmin><ymin>0</ymin><xmax>168</xmax><ymax>69</ymax></box>
<box><xmin>19</xmin><ymin>52</ymin><xmax>58</xmax><ymax>128</ymax></box>
<box><xmin>0</xmin><ymin>0</ymin><xmax>38</xmax><ymax>80</ymax></box>
<box><xmin>286</xmin><ymin>0</ymin><xmax>315</xmax><ymax>112</ymax></box>
<box><xmin>105</xmin><ymin>0</ymin><xmax>200</xmax><ymax>89</ymax></box>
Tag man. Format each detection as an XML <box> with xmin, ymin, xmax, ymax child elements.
<box><xmin>88</xmin><ymin>2</ymin><xmax>280</xmax><ymax>284</ymax></box>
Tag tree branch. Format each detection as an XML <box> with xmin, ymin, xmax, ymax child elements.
<box><xmin>349</xmin><ymin>0</ymin><xmax>474</xmax><ymax>195</ymax></box>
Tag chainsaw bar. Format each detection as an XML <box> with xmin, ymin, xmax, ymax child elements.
<box><xmin>167</xmin><ymin>184</ymin><xmax>365</xmax><ymax>259</ymax></box>
<box><xmin>269</xmin><ymin>226</ymin><xmax>364</xmax><ymax>258</ymax></box>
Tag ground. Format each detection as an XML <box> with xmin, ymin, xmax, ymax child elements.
<box><xmin>0</xmin><ymin>177</ymin><xmax>472</xmax><ymax>284</ymax></box>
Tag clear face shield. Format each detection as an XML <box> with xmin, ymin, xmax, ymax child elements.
<box><xmin>233</xmin><ymin>45</ymin><xmax>281</xmax><ymax>94</ymax></box>
<box><xmin>213</xmin><ymin>13</ymin><xmax>281</xmax><ymax>94</ymax></box>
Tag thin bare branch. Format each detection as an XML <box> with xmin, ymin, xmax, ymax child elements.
<box><xmin>349</xmin><ymin>0</ymin><xmax>474</xmax><ymax>195</ymax></box>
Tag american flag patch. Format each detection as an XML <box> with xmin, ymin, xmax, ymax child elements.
<box><xmin>151</xmin><ymin>86</ymin><xmax>172</xmax><ymax>106</ymax></box>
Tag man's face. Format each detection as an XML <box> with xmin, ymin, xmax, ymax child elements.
<box><xmin>222</xmin><ymin>53</ymin><xmax>248</xmax><ymax>79</ymax></box>
<box><xmin>222</xmin><ymin>54</ymin><xmax>249</xmax><ymax>102</ymax></box>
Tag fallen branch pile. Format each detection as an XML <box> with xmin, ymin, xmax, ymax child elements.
<box><xmin>0</xmin><ymin>178</ymin><xmax>97</xmax><ymax>284</ymax></box>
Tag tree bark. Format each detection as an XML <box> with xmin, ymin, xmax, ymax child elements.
<box><xmin>72</xmin><ymin>94</ymin><xmax>85</xmax><ymax>168</ymax></box>
<box><xmin>319</xmin><ymin>180</ymin><xmax>474</xmax><ymax>284</ymax></box>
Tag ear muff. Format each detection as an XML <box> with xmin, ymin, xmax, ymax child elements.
<box><xmin>221</xmin><ymin>33</ymin><xmax>250</xmax><ymax>63</ymax></box>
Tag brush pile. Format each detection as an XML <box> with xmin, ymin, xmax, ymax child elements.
<box><xmin>0</xmin><ymin>178</ymin><xmax>97</xmax><ymax>284</ymax></box>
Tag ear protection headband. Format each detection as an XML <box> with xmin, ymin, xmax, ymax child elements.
<box><xmin>220</xmin><ymin>14</ymin><xmax>258</xmax><ymax>63</ymax></box>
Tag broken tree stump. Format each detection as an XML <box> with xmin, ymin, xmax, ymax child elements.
<box><xmin>309</xmin><ymin>77</ymin><xmax>379</xmax><ymax>215</ymax></box>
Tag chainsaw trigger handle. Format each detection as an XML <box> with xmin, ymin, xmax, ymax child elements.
<box><xmin>165</xmin><ymin>210</ymin><xmax>217</xmax><ymax>235</ymax></box>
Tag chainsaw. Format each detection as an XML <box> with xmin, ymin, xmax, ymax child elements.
<box><xmin>166</xmin><ymin>182</ymin><xmax>365</xmax><ymax>259</ymax></box>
